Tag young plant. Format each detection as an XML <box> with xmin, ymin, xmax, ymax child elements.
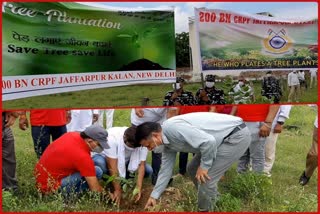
<box><xmin>117</xmin><ymin>27</ymin><xmax>156</xmax><ymax>59</ymax></box>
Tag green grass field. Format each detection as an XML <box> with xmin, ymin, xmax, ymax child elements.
<box><xmin>3</xmin><ymin>81</ymin><xmax>318</xmax><ymax>109</ymax></box>
<box><xmin>2</xmin><ymin>105</ymin><xmax>318</xmax><ymax>211</ymax></box>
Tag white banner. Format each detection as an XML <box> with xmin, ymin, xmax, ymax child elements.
<box><xmin>2</xmin><ymin>70</ymin><xmax>176</xmax><ymax>100</ymax></box>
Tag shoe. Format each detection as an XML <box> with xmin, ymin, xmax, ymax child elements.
<box><xmin>299</xmin><ymin>171</ymin><xmax>310</xmax><ymax>186</ymax></box>
<box><xmin>264</xmin><ymin>172</ymin><xmax>272</xmax><ymax>178</ymax></box>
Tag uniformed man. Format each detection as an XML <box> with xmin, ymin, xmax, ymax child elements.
<box><xmin>195</xmin><ymin>74</ymin><xmax>225</xmax><ymax>105</ymax></box>
<box><xmin>261</xmin><ymin>71</ymin><xmax>282</xmax><ymax>103</ymax></box>
<box><xmin>163</xmin><ymin>77</ymin><xmax>195</xmax><ymax>106</ymax></box>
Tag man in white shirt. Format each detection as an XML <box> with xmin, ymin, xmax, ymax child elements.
<box><xmin>135</xmin><ymin>112</ymin><xmax>251</xmax><ymax>212</ymax></box>
<box><xmin>92</xmin><ymin>126</ymin><xmax>152</xmax><ymax>205</ymax></box>
<box><xmin>67</xmin><ymin>109</ymin><xmax>99</xmax><ymax>132</ymax></box>
<box><xmin>287</xmin><ymin>70</ymin><xmax>300</xmax><ymax>102</ymax></box>
<box><xmin>264</xmin><ymin>105</ymin><xmax>292</xmax><ymax>176</ymax></box>
<box><xmin>309</xmin><ymin>69</ymin><xmax>317</xmax><ymax>89</ymax></box>
<box><xmin>131</xmin><ymin>108</ymin><xmax>167</xmax><ymax>185</ymax></box>
<box><xmin>230</xmin><ymin>76</ymin><xmax>254</xmax><ymax>104</ymax></box>
<box><xmin>94</xmin><ymin>109</ymin><xmax>114</xmax><ymax>129</ymax></box>
<box><xmin>131</xmin><ymin>108</ymin><xmax>167</xmax><ymax>126</ymax></box>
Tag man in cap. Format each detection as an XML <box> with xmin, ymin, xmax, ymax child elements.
<box><xmin>34</xmin><ymin>124</ymin><xmax>109</xmax><ymax>197</ymax></box>
<box><xmin>261</xmin><ymin>71</ymin><xmax>282</xmax><ymax>103</ymax></box>
<box><xmin>196</xmin><ymin>74</ymin><xmax>225</xmax><ymax>105</ymax></box>
<box><xmin>135</xmin><ymin>112</ymin><xmax>251</xmax><ymax>212</ymax></box>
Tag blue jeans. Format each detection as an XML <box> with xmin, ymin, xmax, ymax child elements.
<box><xmin>60</xmin><ymin>166</ymin><xmax>103</xmax><ymax>196</ymax></box>
<box><xmin>92</xmin><ymin>154</ymin><xmax>108</xmax><ymax>174</ymax></box>
<box><xmin>92</xmin><ymin>154</ymin><xmax>153</xmax><ymax>179</ymax></box>
<box><xmin>31</xmin><ymin>125</ymin><xmax>67</xmax><ymax>159</ymax></box>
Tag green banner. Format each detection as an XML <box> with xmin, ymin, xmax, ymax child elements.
<box><xmin>3</xmin><ymin>2</ymin><xmax>176</xmax><ymax>76</ymax></box>
<box><xmin>195</xmin><ymin>8</ymin><xmax>318</xmax><ymax>71</ymax></box>
<box><xmin>2</xmin><ymin>2</ymin><xmax>176</xmax><ymax>101</ymax></box>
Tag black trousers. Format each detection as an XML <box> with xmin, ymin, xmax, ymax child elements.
<box><xmin>2</xmin><ymin>124</ymin><xmax>18</xmax><ymax>190</ymax></box>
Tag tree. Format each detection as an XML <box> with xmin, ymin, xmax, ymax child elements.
<box><xmin>175</xmin><ymin>32</ymin><xmax>190</xmax><ymax>67</ymax></box>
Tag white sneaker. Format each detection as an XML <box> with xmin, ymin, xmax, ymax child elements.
<box><xmin>264</xmin><ymin>172</ymin><xmax>272</xmax><ymax>177</ymax></box>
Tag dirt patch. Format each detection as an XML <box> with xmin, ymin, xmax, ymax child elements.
<box><xmin>120</xmin><ymin>184</ymin><xmax>184</xmax><ymax>211</ymax></box>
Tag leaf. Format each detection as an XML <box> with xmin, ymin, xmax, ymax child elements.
<box><xmin>107</xmin><ymin>175</ymin><xmax>115</xmax><ymax>184</ymax></box>
<box><xmin>117</xmin><ymin>34</ymin><xmax>132</xmax><ymax>38</ymax></box>
<box><xmin>123</xmin><ymin>184</ymin><xmax>127</xmax><ymax>193</ymax></box>
<box><xmin>132</xmin><ymin>187</ymin><xmax>140</xmax><ymax>196</ymax></box>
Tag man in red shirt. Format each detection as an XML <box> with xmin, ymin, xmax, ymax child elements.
<box><xmin>35</xmin><ymin>124</ymin><xmax>109</xmax><ymax>197</ymax></box>
<box><xmin>231</xmin><ymin>104</ymin><xmax>280</xmax><ymax>173</ymax></box>
<box><xmin>19</xmin><ymin>110</ymin><xmax>69</xmax><ymax>158</ymax></box>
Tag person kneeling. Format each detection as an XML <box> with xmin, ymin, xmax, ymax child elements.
<box><xmin>34</xmin><ymin>125</ymin><xmax>109</xmax><ymax>199</ymax></box>
<box><xmin>92</xmin><ymin>126</ymin><xmax>152</xmax><ymax>205</ymax></box>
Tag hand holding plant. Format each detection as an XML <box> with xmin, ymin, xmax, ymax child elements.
<box><xmin>132</xmin><ymin>187</ymin><xmax>141</xmax><ymax>203</ymax></box>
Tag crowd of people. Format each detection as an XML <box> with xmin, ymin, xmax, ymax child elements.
<box><xmin>2</xmin><ymin>104</ymin><xmax>317</xmax><ymax>211</ymax></box>
<box><xmin>162</xmin><ymin>69</ymin><xmax>317</xmax><ymax>107</ymax></box>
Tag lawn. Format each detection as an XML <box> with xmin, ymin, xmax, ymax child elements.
<box><xmin>2</xmin><ymin>105</ymin><xmax>318</xmax><ymax>211</ymax></box>
<box><xmin>3</xmin><ymin>81</ymin><xmax>318</xmax><ymax>109</ymax></box>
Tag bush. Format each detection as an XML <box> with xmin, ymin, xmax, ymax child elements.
<box><xmin>214</xmin><ymin>193</ymin><xmax>242</xmax><ymax>212</ymax></box>
<box><xmin>228</xmin><ymin>172</ymin><xmax>273</xmax><ymax>203</ymax></box>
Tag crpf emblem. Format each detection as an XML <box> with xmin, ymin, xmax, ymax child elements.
<box><xmin>262</xmin><ymin>29</ymin><xmax>293</xmax><ymax>54</ymax></box>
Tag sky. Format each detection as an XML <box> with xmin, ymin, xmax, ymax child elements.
<box><xmin>79</xmin><ymin>2</ymin><xmax>318</xmax><ymax>33</ymax></box>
